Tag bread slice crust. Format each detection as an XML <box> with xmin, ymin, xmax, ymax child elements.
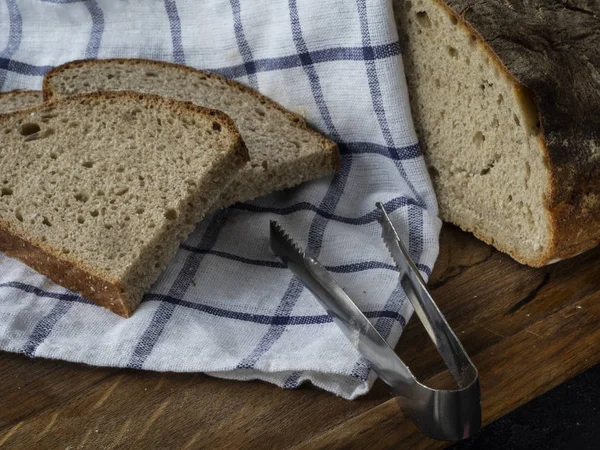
<box><xmin>0</xmin><ymin>219</ymin><xmax>131</xmax><ymax>316</ymax></box>
<box><xmin>0</xmin><ymin>91</ymin><xmax>249</xmax><ymax>317</ymax></box>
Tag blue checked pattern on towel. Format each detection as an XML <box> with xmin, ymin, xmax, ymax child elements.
<box><xmin>0</xmin><ymin>0</ymin><xmax>442</xmax><ymax>399</ymax></box>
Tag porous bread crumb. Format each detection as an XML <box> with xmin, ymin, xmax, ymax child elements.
<box><xmin>0</xmin><ymin>91</ymin><xmax>247</xmax><ymax>316</ymax></box>
<box><xmin>43</xmin><ymin>59</ymin><xmax>340</xmax><ymax>208</ymax></box>
<box><xmin>0</xmin><ymin>90</ymin><xmax>43</xmax><ymax>114</ymax></box>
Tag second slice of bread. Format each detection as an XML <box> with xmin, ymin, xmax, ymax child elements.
<box><xmin>0</xmin><ymin>91</ymin><xmax>248</xmax><ymax>316</ymax></box>
<box><xmin>43</xmin><ymin>59</ymin><xmax>340</xmax><ymax>208</ymax></box>
<box><xmin>0</xmin><ymin>90</ymin><xmax>43</xmax><ymax>114</ymax></box>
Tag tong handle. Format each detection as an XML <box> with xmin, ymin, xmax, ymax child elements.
<box><xmin>378</xmin><ymin>203</ymin><xmax>477</xmax><ymax>388</ymax></box>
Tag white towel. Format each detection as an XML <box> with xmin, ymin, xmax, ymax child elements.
<box><xmin>0</xmin><ymin>0</ymin><xmax>441</xmax><ymax>399</ymax></box>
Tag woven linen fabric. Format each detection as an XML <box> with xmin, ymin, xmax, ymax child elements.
<box><xmin>0</xmin><ymin>0</ymin><xmax>442</xmax><ymax>399</ymax></box>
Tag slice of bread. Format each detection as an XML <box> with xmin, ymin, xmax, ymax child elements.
<box><xmin>43</xmin><ymin>59</ymin><xmax>340</xmax><ymax>208</ymax></box>
<box><xmin>0</xmin><ymin>90</ymin><xmax>43</xmax><ymax>114</ymax></box>
<box><xmin>395</xmin><ymin>0</ymin><xmax>600</xmax><ymax>267</ymax></box>
<box><xmin>0</xmin><ymin>91</ymin><xmax>249</xmax><ymax>316</ymax></box>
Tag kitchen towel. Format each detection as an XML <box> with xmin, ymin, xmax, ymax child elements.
<box><xmin>0</xmin><ymin>0</ymin><xmax>441</xmax><ymax>399</ymax></box>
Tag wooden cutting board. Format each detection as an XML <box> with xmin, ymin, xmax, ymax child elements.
<box><xmin>1</xmin><ymin>223</ymin><xmax>599</xmax><ymax>449</ymax></box>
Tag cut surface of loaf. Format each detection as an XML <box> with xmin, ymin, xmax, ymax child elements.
<box><xmin>43</xmin><ymin>59</ymin><xmax>340</xmax><ymax>208</ymax></box>
<box><xmin>0</xmin><ymin>90</ymin><xmax>42</xmax><ymax>114</ymax></box>
<box><xmin>0</xmin><ymin>91</ymin><xmax>248</xmax><ymax>316</ymax></box>
<box><xmin>395</xmin><ymin>0</ymin><xmax>600</xmax><ymax>266</ymax></box>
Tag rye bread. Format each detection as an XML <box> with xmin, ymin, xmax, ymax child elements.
<box><xmin>0</xmin><ymin>91</ymin><xmax>248</xmax><ymax>316</ymax></box>
<box><xmin>395</xmin><ymin>0</ymin><xmax>600</xmax><ymax>266</ymax></box>
<box><xmin>43</xmin><ymin>58</ymin><xmax>340</xmax><ymax>209</ymax></box>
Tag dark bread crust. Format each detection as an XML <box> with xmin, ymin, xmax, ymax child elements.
<box><xmin>415</xmin><ymin>0</ymin><xmax>600</xmax><ymax>266</ymax></box>
<box><xmin>43</xmin><ymin>58</ymin><xmax>339</xmax><ymax>173</ymax></box>
<box><xmin>0</xmin><ymin>219</ymin><xmax>130</xmax><ymax>317</ymax></box>
<box><xmin>0</xmin><ymin>89</ymin><xmax>43</xmax><ymax>98</ymax></box>
<box><xmin>0</xmin><ymin>91</ymin><xmax>249</xmax><ymax>317</ymax></box>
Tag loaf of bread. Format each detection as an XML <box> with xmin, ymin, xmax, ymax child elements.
<box><xmin>395</xmin><ymin>0</ymin><xmax>600</xmax><ymax>266</ymax></box>
<box><xmin>43</xmin><ymin>59</ymin><xmax>340</xmax><ymax>209</ymax></box>
<box><xmin>0</xmin><ymin>90</ymin><xmax>42</xmax><ymax>114</ymax></box>
<box><xmin>0</xmin><ymin>91</ymin><xmax>248</xmax><ymax>316</ymax></box>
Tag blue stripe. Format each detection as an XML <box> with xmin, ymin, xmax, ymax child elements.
<box><xmin>230</xmin><ymin>0</ymin><xmax>258</xmax><ymax>89</ymax></box>
<box><xmin>126</xmin><ymin>210</ymin><xmax>230</xmax><ymax>369</ymax></box>
<box><xmin>356</xmin><ymin>2</ymin><xmax>394</xmax><ymax>148</ymax></box>
<box><xmin>213</xmin><ymin>41</ymin><xmax>401</xmax><ymax>79</ymax></box>
<box><xmin>84</xmin><ymin>1</ymin><xmax>104</xmax><ymax>59</ymax></box>
<box><xmin>144</xmin><ymin>292</ymin><xmax>408</xmax><ymax>326</ymax></box>
<box><xmin>163</xmin><ymin>0</ymin><xmax>185</xmax><ymax>64</ymax></box>
<box><xmin>237</xmin><ymin>277</ymin><xmax>304</xmax><ymax>368</ymax></box>
<box><xmin>339</xmin><ymin>142</ymin><xmax>420</xmax><ymax>161</ymax></box>
<box><xmin>372</xmin><ymin>207</ymin><xmax>424</xmax><ymax>341</ymax></box>
<box><xmin>0</xmin><ymin>58</ymin><xmax>51</xmax><ymax>76</ymax></box>
<box><xmin>127</xmin><ymin>302</ymin><xmax>177</xmax><ymax>369</ymax></box>
<box><xmin>350</xmin><ymin>211</ymin><xmax>426</xmax><ymax>383</ymax></box>
<box><xmin>0</xmin><ymin>281</ymin><xmax>90</xmax><ymax>303</ymax></box>
<box><xmin>181</xmin><ymin>239</ymin><xmax>431</xmax><ymax>276</ymax></box>
<box><xmin>0</xmin><ymin>42</ymin><xmax>401</xmax><ymax>80</ymax></box>
<box><xmin>180</xmin><ymin>245</ymin><xmax>285</xmax><ymax>269</ymax></box>
<box><xmin>288</xmin><ymin>0</ymin><xmax>340</xmax><ymax>141</ymax></box>
<box><xmin>21</xmin><ymin>300</ymin><xmax>73</xmax><ymax>357</ymax></box>
<box><xmin>376</xmin><ymin>282</ymin><xmax>409</xmax><ymax>339</ymax></box>
<box><xmin>180</xmin><ymin>243</ymin><xmax>426</xmax><ymax>274</ymax></box>
<box><xmin>350</xmin><ymin>206</ymin><xmax>424</xmax><ymax>381</ymax></box>
<box><xmin>237</xmin><ymin>3</ymin><xmax>351</xmax><ymax>368</ymax></box>
<box><xmin>26</xmin><ymin>1</ymin><xmax>102</xmax><ymax>61</ymax></box>
<box><xmin>349</xmin><ymin>2</ymin><xmax>429</xmax><ymax>382</ymax></box>
<box><xmin>180</xmin><ymin>245</ymin><xmax>431</xmax><ymax>277</ymax></box>
<box><xmin>283</xmin><ymin>371</ymin><xmax>302</xmax><ymax>388</ymax></box>
<box><xmin>232</xmin><ymin>196</ymin><xmax>419</xmax><ymax>225</ymax></box>
<box><xmin>355</xmin><ymin>0</ymin><xmax>425</xmax><ymax>208</ymax></box>
<box><xmin>0</xmin><ymin>281</ymin><xmax>410</xmax><ymax>327</ymax></box>
<box><xmin>237</xmin><ymin>154</ymin><xmax>352</xmax><ymax>368</ymax></box>
<box><xmin>350</xmin><ymin>286</ymin><xmax>405</xmax><ymax>381</ymax></box>
<box><xmin>408</xmin><ymin>204</ymin><xmax>424</xmax><ymax>262</ymax></box>
<box><xmin>0</xmin><ymin>0</ymin><xmax>22</xmax><ymax>90</ymax></box>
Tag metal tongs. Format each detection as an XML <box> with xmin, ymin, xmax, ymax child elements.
<box><xmin>270</xmin><ymin>202</ymin><xmax>481</xmax><ymax>441</ymax></box>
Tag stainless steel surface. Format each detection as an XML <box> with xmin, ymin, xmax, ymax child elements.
<box><xmin>269</xmin><ymin>206</ymin><xmax>481</xmax><ymax>442</ymax></box>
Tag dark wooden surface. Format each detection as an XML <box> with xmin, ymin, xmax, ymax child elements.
<box><xmin>0</xmin><ymin>224</ymin><xmax>599</xmax><ymax>449</ymax></box>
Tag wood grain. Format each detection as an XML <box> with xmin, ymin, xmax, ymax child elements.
<box><xmin>0</xmin><ymin>224</ymin><xmax>599</xmax><ymax>449</ymax></box>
